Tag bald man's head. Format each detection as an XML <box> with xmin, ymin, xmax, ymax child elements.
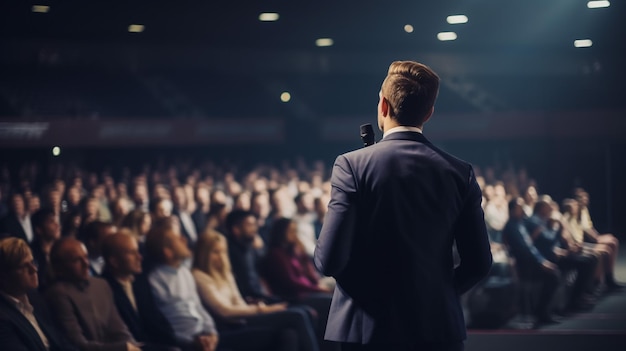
<box><xmin>50</xmin><ymin>238</ymin><xmax>90</xmax><ymax>282</ymax></box>
<box><xmin>102</xmin><ymin>233</ymin><xmax>142</xmax><ymax>278</ymax></box>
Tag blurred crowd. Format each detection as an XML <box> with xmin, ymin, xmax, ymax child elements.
<box><xmin>0</xmin><ymin>157</ymin><xmax>622</xmax><ymax>350</ymax></box>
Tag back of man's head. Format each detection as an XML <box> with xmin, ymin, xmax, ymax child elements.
<box><xmin>145</xmin><ymin>226</ymin><xmax>171</xmax><ymax>265</ymax></box>
<box><xmin>381</xmin><ymin>61</ymin><xmax>440</xmax><ymax>127</ymax></box>
<box><xmin>79</xmin><ymin>220</ymin><xmax>113</xmax><ymax>253</ymax></box>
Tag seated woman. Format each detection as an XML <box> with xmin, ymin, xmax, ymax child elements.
<box><xmin>192</xmin><ymin>229</ymin><xmax>320</xmax><ymax>351</ymax></box>
<box><xmin>262</xmin><ymin>218</ymin><xmax>333</xmax><ymax>300</ymax></box>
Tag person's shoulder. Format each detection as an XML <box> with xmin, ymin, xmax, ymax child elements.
<box><xmin>191</xmin><ymin>268</ymin><xmax>211</xmax><ymax>281</ymax></box>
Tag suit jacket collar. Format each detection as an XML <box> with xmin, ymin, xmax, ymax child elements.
<box><xmin>0</xmin><ymin>293</ymin><xmax>49</xmax><ymax>351</ymax></box>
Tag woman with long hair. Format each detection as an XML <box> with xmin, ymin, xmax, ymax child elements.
<box><xmin>192</xmin><ymin>230</ymin><xmax>320</xmax><ymax>351</ymax></box>
<box><xmin>264</xmin><ymin>218</ymin><xmax>333</xmax><ymax>299</ymax></box>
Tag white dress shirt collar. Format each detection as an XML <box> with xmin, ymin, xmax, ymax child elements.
<box><xmin>383</xmin><ymin>126</ymin><xmax>423</xmax><ymax>139</ymax></box>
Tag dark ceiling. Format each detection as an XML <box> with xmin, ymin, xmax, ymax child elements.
<box><xmin>0</xmin><ymin>0</ymin><xmax>624</xmax><ymax>117</ymax></box>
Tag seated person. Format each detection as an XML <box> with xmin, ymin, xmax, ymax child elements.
<box><xmin>30</xmin><ymin>208</ymin><xmax>62</xmax><ymax>291</ymax></box>
<box><xmin>526</xmin><ymin>197</ymin><xmax>598</xmax><ymax>312</ymax></box>
<box><xmin>45</xmin><ymin>237</ymin><xmax>141</xmax><ymax>351</ymax></box>
<box><xmin>263</xmin><ymin>218</ymin><xmax>333</xmax><ymax>300</ymax></box>
<box><xmin>79</xmin><ymin>221</ymin><xmax>117</xmax><ymax>276</ymax></box>
<box><xmin>0</xmin><ymin>237</ymin><xmax>76</xmax><ymax>351</ymax></box>
<box><xmin>144</xmin><ymin>222</ymin><xmax>279</xmax><ymax>351</ymax></box>
<box><xmin>502</xmin><ymin>198</ymin><xmax>559</xmax><ymax>326</ymax></box>
<box><xmin>101</xmin><ymin>232</ymin><xmax>180</xmax><ymax>350</ymax></box>
<box><xmin>192</xmin><ymin>229</ymin><xmax>319</xmax><ymax>351</ymax></box>
<box><xmin>575</xmin><ymin>190</ymin><xmax>622</xmax><ymax>290</ymax></box>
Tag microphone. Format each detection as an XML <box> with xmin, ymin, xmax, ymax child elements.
<box><xmin>360</xmin><ymin>123</ymin><xmax>376</xmax><ymax>147</ymax></box>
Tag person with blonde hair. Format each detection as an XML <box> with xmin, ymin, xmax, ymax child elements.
<box><xmin>0</xmin><ymin>237</ymin><xmax>76</xmax><ymax>351</ymax></box>
<box><xmin>192</xmin><ymin>229</ymin><xmax>320</xmax><ymax>351</ymax></box>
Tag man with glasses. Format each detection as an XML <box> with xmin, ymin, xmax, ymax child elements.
<box><xmin>0</xmin><ymin>237</ymin><xmax>76</xmax><ymax>350</ymax></box>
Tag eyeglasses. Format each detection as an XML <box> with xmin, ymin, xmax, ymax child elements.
<box><xmin>15</xmin><ymin>260</ymin><xmax>38</xmax><ymax>272</ymax></box>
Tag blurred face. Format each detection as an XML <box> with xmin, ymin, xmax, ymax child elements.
<box><xmin>28</xmin><ymin>196</ymin><xmax>40</xmax><ymax>214</ymax></box>
<box><xmin>140</xmin><ymin>214</ymin><xmax>152</xmax><ymax>235</ymax></box>
<box><xmin>494</xmin><ymin>185</ymin><xmax>506</xmax><ymax>199</ymax></box>
<box><xmin>286</xmin><ymin>221</ymin><xmax>299</xmax><ymax>244</ymax></box>
<box><xmin>60</xmin><ymin>241</ymin><xmax>90</xmax><ymax>282</ymax></box>
<box><xmin>167</xmin><ymin>230</ymin><xmax>191</xmax><ymax>261</ymax></box>
<box><xmin>5</xmin><ymin>252</ymin><xmax>39</xmax><ymax>293</ymax></box>
<box><xmin>67</xmin><ymin>187</ymin><xmax>81</xmax><ymax>205</ymax></box>
<box><xmin>112</xmin><ymin>236</ymin><xmax>142</xmax><ymax>276</ymax></box>
<box><xmin>209</xmin><ymin>240</ymin><xmax>227</xmax><ymax>272</ymax></box>
<box><xmin>525</xmin><ymin>186</ymin><xmax>538</xmax><ymax>203</ymax></box>
<box><xmin>11</xmin><ymin>194</ymin><xmax>25</xmax><ymax>217</ymax></box>
<box><xmin>511</xmin><ymin>199</ymin><xmax>525</xmax><ymax>219</ymax></box>
<box><xmin>39</xmin><ymin>215</ymin><xmax>61</xmax><ymax>241</ymax></box>
<box><xmin>155</xmin><ymin>199</ymin><xmax>173</xmax><ymax>218</ymax></box>
<box><xmin>239</xmin><ymin>215</ymin><xmax>258</xmax><ymax>242</ymax></box>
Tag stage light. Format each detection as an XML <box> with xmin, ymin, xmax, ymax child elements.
<box><xmin>574</xmin><ymin>39</ymin><xmax>593</xmax><ymax>48</ymax></box>
<box><xmin>404</xmin><ymin>24</ymin><xmax>414</xmax><ymax>33</ymax></box>
<box><xmin>52</xmin><ymin>146</ymin><xmax>61</xmax><ymax>156</ymax></box>
<box><xmin>259</xmin><ymin>13</ymin><xmax>280</xmax><ymax>21</ymax></box>
<box><xmin>447</xmin><ymin>15</ymin><xmax>468</xmax><ymax>24</ymax></box>
<box><xmin>128</xmin><ymin>24</ymin><xmax>145</xmax><ymax>33</ymax></box>
<box><xmin>437</xmin><ymin>32</ymin><xmax>457</xmax><ymax>41</ymax></box>
<box><xmin>315</xmin><ymin>38</ymin><xmax>334</xmax><ymax>47</ymax></box>
<box><xmin>587</xmin><ymin>1</ymin><xmax>610</xmax><ymax>8</ymax></box>
<box><xmin>280</xmin><ymin>92</ymin><xmax>291</xmax><ymax>102</ymax></box>
<box><xmin>32</xmin><ymin>5</ymin><xmax>50</xmax><ymax>13</ymax></box>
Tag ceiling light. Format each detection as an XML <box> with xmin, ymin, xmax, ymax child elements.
<box><xmin>128</xmin><ymin>24</ymin><xmax>145</xmax><ymax>33</ymax></box>
<box><xmin>32</xmin><ymin>5</ymin><xmax>50</xmax><ymax>13</ymax></box>
<box><xmin>574</xmin><ymin>39</ymin><xmax>593</xmax><ymax>48</ymax></box>
<box><xmin>315</xmin><ymin>38</ymin><xmax>334</xmax><ymax>47</ymax></box>
<box><xmin>587</xmin><ymin>1</ymin><xmax>610</xmax><ymax>8</ymax></box>
<box><xmin>259</xmin><ymin>13</ymin><xmax>280</xmax><ymax>21</ymax></box>
<box><xmin>280</xmin><ymin>92</ymin><xmax>291</xmax><ymax>102</ymax></box>
<box><xmin>446</xmin><ymin>15</ymin><xmax>468</xmax><ymax>24</ymax></box>
<box><xmin>404</xmin><ymin>24</ymin><xmax>414</xmax><ymax>33</ymax></box>
<box><xmin>437</xmin><ymin>32</ymin><xmax>457</xmax><ymax>41</ymax></box>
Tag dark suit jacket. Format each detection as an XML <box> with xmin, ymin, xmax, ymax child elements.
<box><xmin>314</xmin><ymin>131</ymin><xmax>492</xmax><ymax>345</ymax></box>
<box><xmin>0</xmin><ymin>213</ymin><xmax>30</xmax><ymax>243</ymax></box>
<box><xmin>0</xmin><ymin>290</ymin><xmax>77</xmax><ymax>351</ymax></box>
<box><xmin>101</xmin><ymin>271</ymin><xmax>178</xmax><ymax>347</ymax></box>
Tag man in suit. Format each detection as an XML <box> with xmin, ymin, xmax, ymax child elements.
<box><xmin>0</xmin><ymin>237</ymin><xmax>76</xmax><ymax>351</ymax></box>
<box><xmin>101</xmin><ymin>232</ymin><xmax>179</xmax><ymax>350</ymax></box>
<box><xmin>0</xmin><ymin>192</ymin><xmax>33</xmax><ymax>243</ymax></box>
<box><xmin>45</xmin><ymin>237</ymin><xmax>142</xmax><ymax>351</ymax></box>
<box><xmin>314</xmin><ymin>61</ymin><xmax>493</xmax><ymax>351</ymax></box>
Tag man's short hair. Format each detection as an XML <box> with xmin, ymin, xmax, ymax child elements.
<box><xmin>79</xmin><ymin>220</ymin><xmax>110</xmax><ymax>244</ymax></box>
<box><xmin>0</xmin><ymin>237</ymin><xmax>31</xmax><ymax>274</ymax></box>
<box><xmin>145</xmin><ymin>226</ymin><xmax>172</xmax><ymax>264</ymax></box>
<box><xmin>225</xmin><ymin>210</ymin><xmax>254</xmax><ymax>233</ymax></box>
<box><xmin>30</xmin><ymin>208</ymin><xmax>55</xmax><ymax>230</ymax></box>
<box><xmin>381</xmin><ymin>61</ymin><xmax>440</xmax><ymax>126</ymax></box>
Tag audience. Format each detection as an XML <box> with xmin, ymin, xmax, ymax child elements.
<box><xmin>0</xmin><ymin>157</ymin><xmax>622</xmax><ymax>349</ymax></box>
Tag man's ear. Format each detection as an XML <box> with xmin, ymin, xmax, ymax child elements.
<box><xmin>380</xmin><ymin>96</ymin><xmax>391</xmax><ymax>117</ymax></box>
